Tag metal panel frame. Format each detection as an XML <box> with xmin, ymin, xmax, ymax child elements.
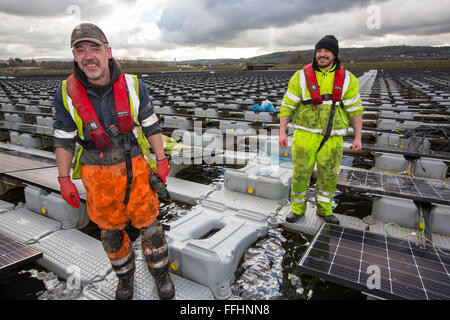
<box><xmin>298</xmin><ymin>223</ymin><xmax>450</xmax><ymax>300</ymax></box>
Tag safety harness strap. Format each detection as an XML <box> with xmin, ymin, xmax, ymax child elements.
<box><xmin>331</xmin><ymin>67</ymin><xmax>345</xmax><ymax>101</ymax></box>
<box><xmin>300</xmin><ymin>94</ymin><xmax>332</xmax><ymax>105</ymax></box>
<box><xmin>303</xmin><ymin>64</ymin><xmax>345</xmax><ymax>152</ymax></box>
<box><xmin>113</xmin><ymin>74</ymin><xmax>134</xmax><ymax>133</ymax></box>
<box><xmin>66</xmin><ymin>73</ymin><xmax>134</xmax><ymax>150</ymax></box>
<box><xmin>317</xmin><ymin>101</ymin><xmax>338</xmax><ymax>153</ymax></box>
<box><xmin>303</xmin><ymin>63</ymin><xmax>323</xmax><ymax>104</ymax></box>
<box><xmin>67</xmin><ymin>75</ymin><xmax>113</xmax><ymax>150</ymax></box>
<box><xmin>302</xmin><ymin>63</ymin><xmax>346</xmax><ymax>105</ymax></box>
<box><xmin>123</xmin><ymin>132</ymin><xmax>133</xmax><ymax>205</ymax></box>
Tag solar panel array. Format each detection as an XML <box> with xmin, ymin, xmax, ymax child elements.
<box><xmin>0</xmin><ymin>152</ymin><xmax>56</xmax><ymax>174</ymax></box>
<box><xmin>337</xmin><ymin>167</ymin><xmax>450</xmax><ymax>206</ymax></box>
<box><xmin>298</xmin><ymin>223</ymin><xmax>450</xmax><ymax>300</ymax></box>
<box><xmin>0</xmin><ymin>233</ymin><xmax>43</xmax><ymax>272</ymax></box>
<box><xmin>362</xmin><ymin>143</ymin><xmax>450</xmax><ymax>161</ymax></box>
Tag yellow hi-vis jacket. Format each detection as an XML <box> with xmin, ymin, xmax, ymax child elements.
<box><xmin>278</xmin><ymin>64</ymin><xmax>363</xmax><ymax>135</ymax></box>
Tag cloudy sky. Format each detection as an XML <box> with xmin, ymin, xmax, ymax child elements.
<box><xmin>0</xmin><ymin>0</ymin><xmax>449</xmax><ymax>61</ymax></box>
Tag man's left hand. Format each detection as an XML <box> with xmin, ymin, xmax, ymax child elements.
<box><xmin>352</xmin><ymin>138</ymin><xmax>362</xmax><ymax>151</ymax></box>
<box><xmin>155</xmin><ymin>157</ymin><xmax>170</xmax><ymax>184</ymax></box>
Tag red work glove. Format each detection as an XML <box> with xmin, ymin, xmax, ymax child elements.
<box><xmin>155</xmin><ymin>157</ymin><xmax>170</xmax><ymax>184</ymax></box>
<box><xmin>58</xmin><ymin>176</ymin><xmax>81</xmax><ymax>208</ymax></box>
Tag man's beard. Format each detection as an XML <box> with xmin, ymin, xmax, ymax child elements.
<box><xmin>317</xmin><ymin>57</ymin><xmax>333</xmax><ymax>68</ymax></box>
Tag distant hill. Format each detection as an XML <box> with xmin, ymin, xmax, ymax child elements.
<box><xmin>170</xmin><ymin>46</ymin><xmax>450</xmax><ymax>66</ymax></box>
<box><xmin>3</xmin><ymin>45</ymin><xmax>449</xmax><ymax>73</ymax></box>
<box><xmin>36</xmin><ymin>58</ymin><xmax>73</xmax><ymax>62</ymax></box>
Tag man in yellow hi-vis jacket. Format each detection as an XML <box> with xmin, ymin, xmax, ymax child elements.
<box><xmin>278</xmin><ymin>35</ymin><xmax>363</xmax><ymax>225</ymax></box>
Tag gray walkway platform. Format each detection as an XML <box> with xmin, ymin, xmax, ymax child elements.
<box><xmin>32</xmin><ymin>229</ymin><xmax>112</xmax><ymax>285</ymax></box>
<box><xmin>275</xmin><ymin>203</ymin><xmax>368</xmax><ymax>236</ymax></box>
<box><xmin>0</xmin><ymin>200</ymin><xmax>14</xmax><ymax>212</ymax></box>
<box><xmin>166</xmin><ymin>177</ymin><xmax>214</xmax><ymax>205</ymax></box>
<box><xmin>206</xmin><ymin>188</ymin><xmax>282</xmax><ymax>219</ymax></box>
<box><xmin>85</xmin><ymin>239</ymin><xmax>215</xmax><ymax>300</ymax></box>
<box><xmin>0</xmin><ymin>201</ymin><xmax>216</xmax><ymax>300</ymax></box>
<box><xmin>0</xmin><ymin>207</ymin><xmax>62</xmax><ymax>244</ymax></box>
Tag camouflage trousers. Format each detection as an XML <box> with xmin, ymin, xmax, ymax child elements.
<box><xmin>291</xmin><ymin>130</ymin><xmax>343</xmax><ymax>216</ymax></box>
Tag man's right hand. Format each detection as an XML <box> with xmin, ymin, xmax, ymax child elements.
<box><xmin>155</xmin><ymin>157</ymin><xmax>170</xmax><ymax>184</ymax></box>
<box><xmin>279</xmin><ymin>131</ymin><xmax>288</xmax><ymax>148</ymax></box>
<box><xmin>58</xmin><ymin>176</ymin><xmax>81</xmax><ymax>208</ymax></box>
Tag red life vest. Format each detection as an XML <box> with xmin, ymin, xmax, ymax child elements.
<box><xmin>303</xmin><ymin>63</ymin><xmax>345</xmax><ymax>105</ymax></box>
<box><xmin>66</xmin><ymin>73</ymin><xmax>134</xmax><ymax>150</ymax></box>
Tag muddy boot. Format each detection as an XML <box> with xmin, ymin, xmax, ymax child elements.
<box><xmin>150</xmin><ymin>267</ymin><xmax>175</xmax><ymax>299</ymax></box>
<box><xmin>317</xmin><ymin>213</ymin><xmax>340</xmax><ymax>225</ymax></box>
<box><xmin>100</xmin><ymin>229</ymin><xmax>136</xmax><ymax>300</ymax></box>
<box><xmin>141</xmin><ymin>221</ymin><xmax>175</xmax><ymax>299</ymax></box>
<box><xmin>285</xmin><ymin>211</ymin><xmax>304</xmax><ymax>223</ymax></box>
<box><xmin>116</xmin><ymin>272</ymin><xmax>134</xmax><ymax>300</ymax></box>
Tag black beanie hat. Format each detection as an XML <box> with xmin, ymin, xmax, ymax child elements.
<box><xmin>315</xmin><ymin>35</ymin><xmax>339</xmax><ymax>57</ymax></box>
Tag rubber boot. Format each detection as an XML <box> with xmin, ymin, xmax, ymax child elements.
<box><xmin>115</xmin><ymin>272</ymin><xmax>134</xmax><ymax>300</ymax></box>
<box><xmin>285</xmin><ymin>211</ymin><xmax>304</xmax><ymax>223</ymax></box>
<box><xmin>150</xmin><ymin>267</ymin><xmax>175</xmax><ymax>300</ymax></box>
<box><xmin>100</xmin><ymin>229</ymin><xmax>136</xmax><ymax>300</ymax></box>
<box><xmin>141</xmin><ymin>221</ymin><xmax>175</xmax><ymax>299</ymax></box>
<box><xmin>317</xmin><ymin>213</ymin><xmax>340</xmax><ymax>225</ymax></box>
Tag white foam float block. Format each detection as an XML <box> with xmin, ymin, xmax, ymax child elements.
<box><xmin>368</xmin><ymin>217</ymin><xmax>450</xmax><ymax>251</ymax></box>
<box><xmin>206</xmin><ymin>188</ymin><xmax>281</xmax><ymax>219</ymax></box>
<box><xmin>0</xmin><ymin>200</ymin><xmax>14</xmax><ymax>213</ymax></box>
<box><xmin>166</xmin><ymin>177</ymin><xmax>214</xmax><ymax>205</ymax></box>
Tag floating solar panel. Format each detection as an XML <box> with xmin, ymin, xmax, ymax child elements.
<box><xmin>0</xmin><ymin>232</ymin><xmax>43</xmax><ymax>272</ymax></box>
<box><xmin>0</xmin><ymin>109</ymin><xmax>53</xmax><ymax>117</ymax></box>
<box><xmin>337</xmin><ymin>167</ymin><xmax>450</xmax><ymax>206</ymax></box>
<box><xmin>0</xmin><ymin>152</ymin><xmax>57</xmax><ymax>174</ymax></box>
<box><xmin>0</xmin><ymin>122</ymin><xmax>42</xmax><ymax>135</ymax></box>
<box><xmin>362</xmin><ymin>143</ymin><xmax>450</xmax><ymax>161</ymax></box>
<box><xmin>298</xmin><ymin>223</ymin><xmax>450</xmax><ymax>300</ymax></box>
<box><xmin>5</xmin><ymin>166</ymin><xmax>86</xmax><ymax>200</ymax></box>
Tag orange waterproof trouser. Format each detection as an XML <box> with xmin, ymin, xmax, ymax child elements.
<box><xmin>81</xmin><ymin>154</ymin><xmax>160</xmax><ymax>230</ymax></box>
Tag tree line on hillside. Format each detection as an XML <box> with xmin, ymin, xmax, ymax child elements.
<box><xmin>2</xmin><ymin>46</ymin><xmax>449</xmax><ymax>71</ymax></box>
<box><xmin>1</xmin><ymin>57</ymin><xmax>169</xmax><ymax>70</ymax></box>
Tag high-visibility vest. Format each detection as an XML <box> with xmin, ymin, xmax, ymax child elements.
<box><xmin>281</xmin><ymin>63</ymin><xmax>361</xmax><ymax>136</ymax></box>
<box><xmin>60</xmin><ymin>73</ymin><xmax>156</xmax><ymax>179</ymax></box>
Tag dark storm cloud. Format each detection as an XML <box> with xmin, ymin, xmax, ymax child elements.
<box><xmin>157</xmin><ymin>0</ymin><xmax>385</xmax><ymax>46</ymax></box>
<box><xmin>0</xmin><ymin>0</ymin><xmax>114</xmax><ymax>20</ymax></box>
<box><xmin>1</xmin><ymin>0</ymin><xmax>449</xmax><ymax>60</ymax></box>
<box><xmin>0</xmin><ymin>1</ymin><xmax>73</xmax><ymax>16</ymax></box>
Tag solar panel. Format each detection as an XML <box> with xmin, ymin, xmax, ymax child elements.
<box><xmin>0</xmin><ymin>122</ymin><xmax>34</xmax><ymax>135</ymax></box>
<box><xmin>0</xmin><ymin>232</ymin><xmax>43</xmax><ymax>272</ymax></box>
<box><xmin>0</xmin><ymin>152</ymin><xmax>57</xmax><ymax>174</ymax></box>
<box><xmin>362</xmin><ymin>143</ymin><xmax>450</xmax><ymax>161</ymax></box>
<box><xmin>5</xmin><ymin>166</ymin><xmax>86</xmax><ymax>200</ymax></box>
<box><xmin>337</xmin><ymin>167</ymin><xmax>450</xmax><ymax>206</ymax></box>
<box><xmin>298</xmin><ymin>223</ymin><xmax>450</xmax><ymax>300</ymax></box>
